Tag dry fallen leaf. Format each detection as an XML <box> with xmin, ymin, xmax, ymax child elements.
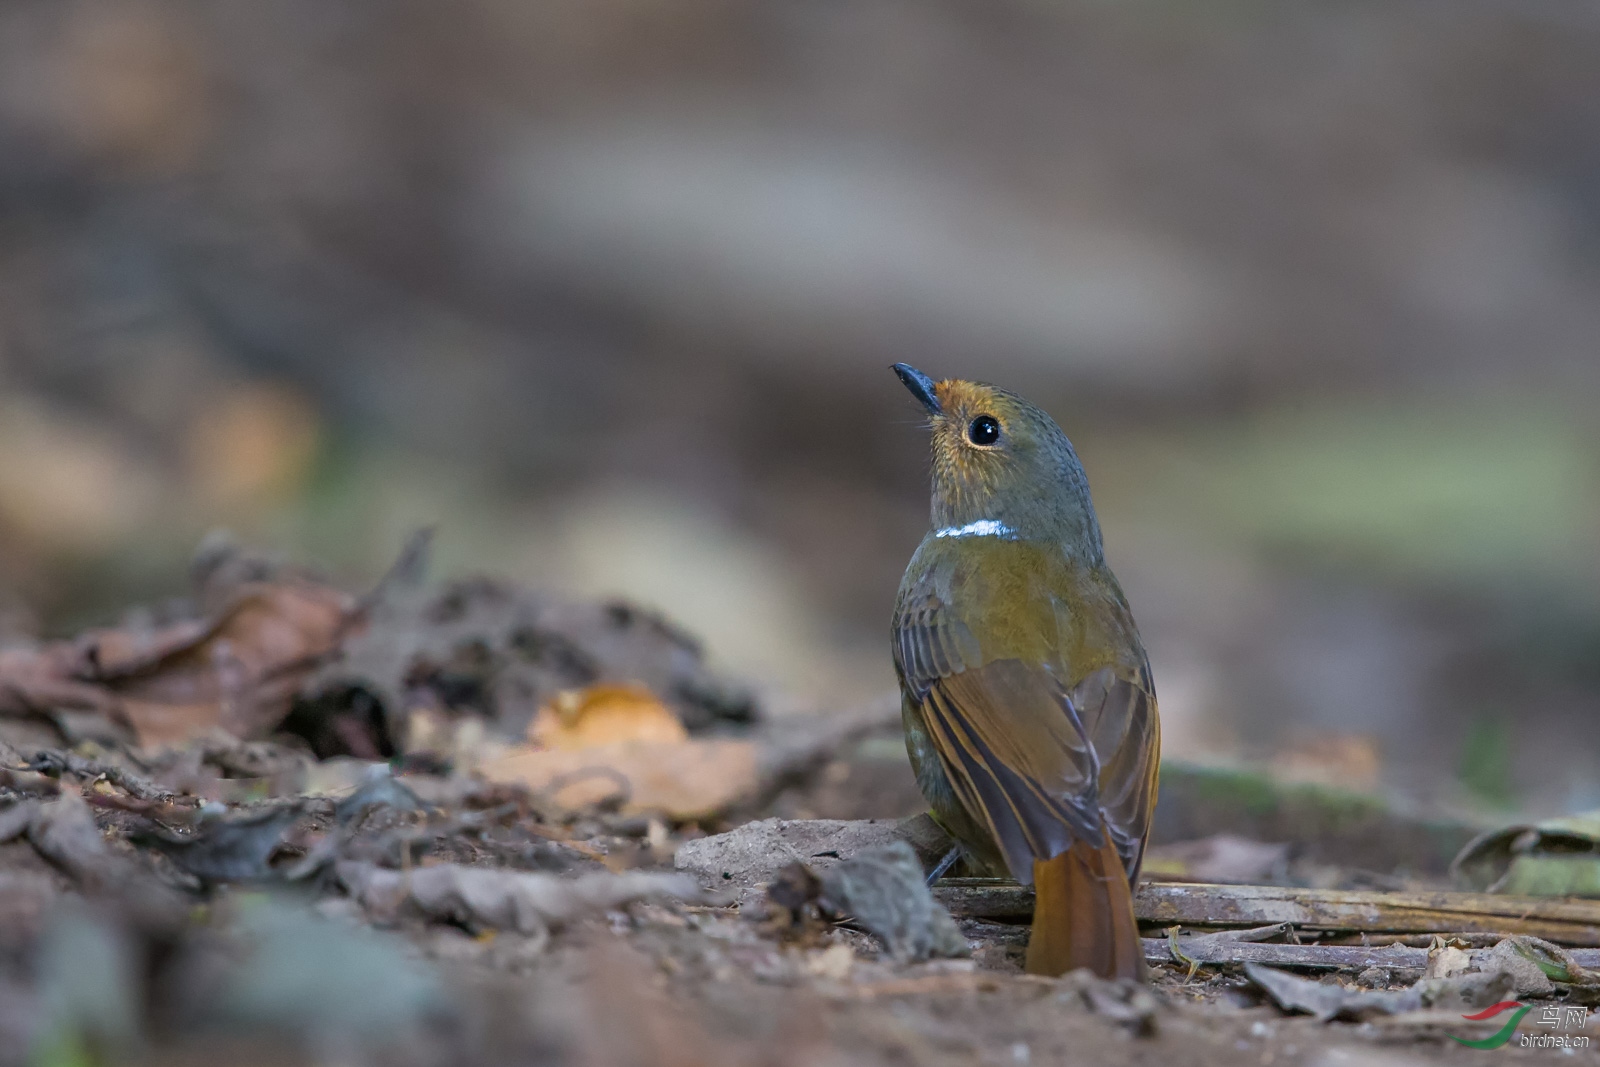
<box><xmin>816</xmin><ymin>841</ymin><xmax>969</xmax><ymax>963</ymax></box>
<box><xmin>336</xmin><ymin>860</ymin><xmax>698</xmax><ymax>939</ymax></box>
<box><xmin>0</xmin><ymin>642</ymin><xmax>130</xmax><ymax>729</ymax></box>
<box><xmin>83</xmin><ymin>578</ymin><xmax>354</xmax><ymax>747</ymax></box>
<box><xmin>477</xmin><ymin>682</ymin><xmax>752</xmax><ymax>819</ymax></box>
<box><xmin>530</xmin><ymin>683</ymin><xmax>688</xmax><ymax>749</ymax></box>
<box><xmin>479</xmin><ymin>738</ymin><xmax>759</xmax><ymax>820</ymax></box>
<box><xmin>0</xmin><ymin>570</ymin><xmax>355</xmax><ymax>750</ymax></box>
<box><xmin>1247</xmin><ymin>961</ymin><xmax>1514</xmax><ymax>1021</ymax></box>
<box><xmin>1424</xmin><ymin>937</ymin><xmax>1472</xmax><ymax>980</ymax></box>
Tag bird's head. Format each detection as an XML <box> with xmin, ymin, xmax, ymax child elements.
<box><xmin>893</xmin><ymin>363</ymin><xmax>1103</xmax><ymax>558</ymax></box>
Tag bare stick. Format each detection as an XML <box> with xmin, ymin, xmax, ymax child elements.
<box><xmin>935</xmin><ymin>879</ymin><xmax>1600</xmax><ymax>947</ymax></box>
<box><xmin>1141</xmin><ymin>936</ymin><xmax>1600</xmax><ymax>971</ymax></box>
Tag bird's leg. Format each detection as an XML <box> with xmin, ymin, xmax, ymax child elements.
<box><xmin>925</xmin><ymin>844</ymin><xmax>964</xmax><ymax>887</ymax></box>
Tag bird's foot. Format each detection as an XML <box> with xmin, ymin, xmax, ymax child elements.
<box><xmin>925</xmin><ymin>844</ymin><xmax>963</xmax><ymax>887</ymax></box>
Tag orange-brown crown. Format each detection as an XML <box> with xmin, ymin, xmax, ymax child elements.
<box><xmin>892</xmin><ymin>364</ymin><xmax>1103</xmax><ymax>555</ymax></box>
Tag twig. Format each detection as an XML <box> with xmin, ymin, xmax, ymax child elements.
<box><xmin>935</xmin><ymin>879</ymin><xmax>1600</xmax><ymax>947</ymax></box>
<box><xmin>1142</xmin><ymin>937</ymin><xmax>1600</xmax><ymax>971</ymax></box>
<box><xmin>28</xmin><ymin>750</ymin><xmax>177</xmax><ymax>802</ymax></box>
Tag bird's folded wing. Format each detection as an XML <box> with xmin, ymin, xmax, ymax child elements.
<box><xmin>1070</xmin><ymin>664</ymin><xmax>1160</xmax><ymax>882</ymax></box>
<box><xmin>919</xmin><ymin>662</ymin><xmax>1104</xmax><ymax>880</ymax></box>
<box><xmin>895</xmin><ymin>598</ymin><xmax>1157</xmax><ymax>884</ymax></box>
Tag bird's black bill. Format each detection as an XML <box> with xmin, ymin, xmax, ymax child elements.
<box><xmin>892</xmin><ymin>363</ymin><xmax>942</xmax><ymax>414</ymax></box>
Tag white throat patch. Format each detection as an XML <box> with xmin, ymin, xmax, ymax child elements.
<box><xmin>933</xmin><ymin>519</ymin><xmax>1017</xmax><ymax>540</ymax></box>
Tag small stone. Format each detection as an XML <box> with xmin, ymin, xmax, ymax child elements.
<box><xmin>1353</xmin><ymin>966</ymin><xmax>1390</xmax><ymax>988</ymax></box>
<box><xmin>1485</xmin><ymin>939</ymin><xmax>1556</xmax><ymax>997</ymax></box>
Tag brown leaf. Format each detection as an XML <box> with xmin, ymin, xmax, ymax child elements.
<box><xmin>70</xmin><ymin>617</ymin><xmax>212</xmax><ymax>679</ymax></box>
<box><xmin>0</xmin><ymin>642</ymin><xmax>132</xmax><ymax>737</ymax></box>
<box><xmin>85</xmin><ymin>579</ymin><xmax>354</xmax><ymax>746</ymax></box>
<box><xmin>479</xmin><ymin>738</ymin><xmax>759</xmax><ymax>820</ymax></box>
<box><xmin>530</xmin><ymin>683</ymin><xmax>688</xmax><ymax>749</ymax></box>
<box><xmin>0</xmin><ymin>574</ymin><xmax>355</xmax><ymax>751</ymax></box>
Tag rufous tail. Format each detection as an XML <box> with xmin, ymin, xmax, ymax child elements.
<box><xmin>1025</xmin><ymin>828</ymin><xmax>1144</xmax><ymax>980</ymax></box>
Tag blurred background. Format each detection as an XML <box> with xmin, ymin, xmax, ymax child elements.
<box><xmin>0</xmin><ymin>0</ymin><xmax>1597</xmax><ymax>817</ymax></box>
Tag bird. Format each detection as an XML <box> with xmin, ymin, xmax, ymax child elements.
<box><xmin>889</xmin><ymin>363</ymin><xmax>1159</xmax><ymax>980</ymax></box>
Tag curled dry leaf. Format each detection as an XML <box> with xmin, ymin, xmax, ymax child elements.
<box><xmin>479</xmin><ymin>681</ymin><xmax>757</xmax><ymax>820</ymax></box>
<box><xmin>530</xmin><ymin>683</ymin><xmax>689</xmax><ymax>749</ymax></box>
<box><xmin>0</xmin><ymin>791</ymin><xmax>133</xmax><ymax>890</ymax></box>
<box><xmin>1423</xmin><ymin>938</ymin><xmax>1472</xmax><ymax>980</ymax></box>
<box><xmin>334</xmin><ymin>767</ymin><xmax>429</xmax><ymax>824</ymax></box>
<box><xmin>133</xmin><ymin>803</ymin><xmax>306</xmax><ymax>884</ymax></box>
<box><xmin>0</xmin><ymin>572</ymin><xmax>354</xmax><ymax>750</ymax></box>
<box><xmin>1246</xmin><ymin>960</ymin><xmax>1515</xmax><ymax>1021</ymax></box>
<box><xmin>0</xmin><ymin>642</ymin><xmax>130</xmax><ymax>734</ymax></box>
<box><xmin>479</xmin><ymin>737</ymin><xmax>759</xmax><ymax>820</ymax></box>
<box><xmin>88</xmin><ymin>578</ymin><xmax>355</xmax><ymax>747</ymax></box>
<box><xmin>335</xmin><ymin>860</ymin><xmax>698</xmax><ymax>940</ymax></box>
<box><xmin>817</xmin><ymin>842</ymin><xmax>969</xmax><ymax>963</ymax></box>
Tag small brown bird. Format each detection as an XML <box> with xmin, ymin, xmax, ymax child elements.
<box><xmin>890</xmin><ymin>364</ymin><xmax>1159</xmax><ymax>980</ymax></box>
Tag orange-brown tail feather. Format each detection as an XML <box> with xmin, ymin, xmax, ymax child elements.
<box><xmin>1026</xmin><ymin>830</ymin><xmax>1143</xmax><ymax>980</ymax></box>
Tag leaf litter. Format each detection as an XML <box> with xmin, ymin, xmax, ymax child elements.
<box><xmin>0</xmin><ymin>534</ymin><xmax>1586</xmax><ymax>1065</ymax></box>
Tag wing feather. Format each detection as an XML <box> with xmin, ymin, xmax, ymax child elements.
<box><xmin>1071</xmin><ymin>664</ymin><xmax>1159</xmax><ymax>880</ymax></box>
<box><xmin>893</xmin><ymin>560</ymin><xmax>1159</xmax><ymax>884</ymax></box>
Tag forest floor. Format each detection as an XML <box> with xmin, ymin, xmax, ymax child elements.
<box><xmin>0</xmin><ymin>537</ymin><xmax>1586</xmax><ymax>1065</ymax></box>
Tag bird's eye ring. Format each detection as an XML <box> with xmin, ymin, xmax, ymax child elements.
<box><xmin>968</xmin><ymin>415</ymin><xmax>1001</xmax><ymax>446</ymax></box>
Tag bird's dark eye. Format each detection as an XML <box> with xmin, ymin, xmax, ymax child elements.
<box><xmin>968</xmin><ymin>415</ymin><xmax>1001</xmax><ymax>446</ymax></box>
